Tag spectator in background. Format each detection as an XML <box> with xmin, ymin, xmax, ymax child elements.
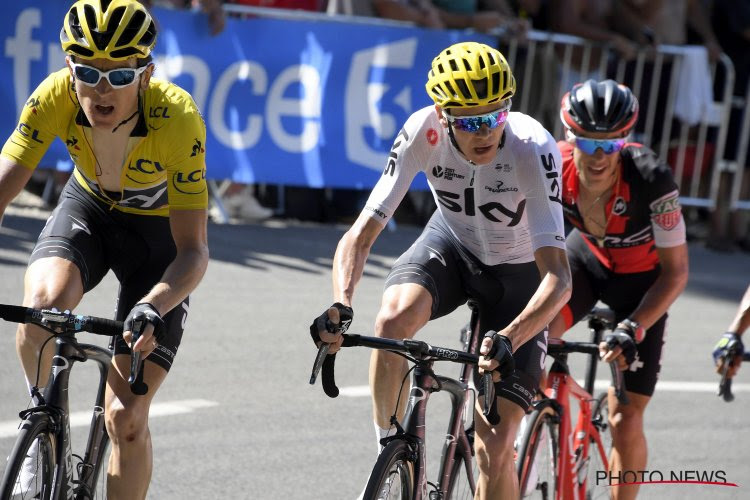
<box><xmin>227</xmin><ymin>0</ymin><xmax>325</xmax><ymax>11</ymax></box>
<box><xmin>709</xmin><ymin>0</ymin><xmax>750</xmax><ymax>252</ymax></box>
<box><xmin>429</xmin><ymin>0</ymin><xmax>530</xmax><ymax>36</ymax></box>
<box><xmin>140</xmin><ymin>0</ymin><xmax>226</xmax><ymax>34</ymax></box>
<box><xmin>372</xmin><ymin>0</ymin><xmax>444</xmax><ymax>28</ymax></box>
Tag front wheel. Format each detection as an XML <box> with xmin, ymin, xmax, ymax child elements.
<box><xmin>516</xmin><ymin>404</ymin><xmax>559</xmax><ymax>500</ymax></box>
<box><xmin>586</xmin><ymin>392</ymin><xmax>612</xmax><ymax>500</ymax></box>
<box><xmin>362</xmin><ymin>439</ymin><xmax>416</xmax><ymax>500</ymax></box>
<box><xmin>444</xmin><ymin>439</ymin><xmax>477</xmax><ymax>500</ymax></box>
<box><xmin>0</xmin><ymin>414</ymin><xmax>57</xmax><ymax>500</ymax></box>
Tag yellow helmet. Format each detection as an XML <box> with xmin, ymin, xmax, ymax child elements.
<box><xmin>60</xmin><ymin>0</ymin><xmax>157</xmax><ymax>61</ymax></box>
<box><xmin>426</xmin><ymin>42</ymin><xmax>515</xmax><ymax>108</ymax></box>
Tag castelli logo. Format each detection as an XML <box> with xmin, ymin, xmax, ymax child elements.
<box><xmin>426</xmin><ymin>128</ymin><xmax>438</xmax><ymax>145</ymax></box>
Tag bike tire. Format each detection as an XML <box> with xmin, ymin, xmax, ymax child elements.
<box><xmin>516</xmin><ymin>405</ymin><xmax>559</xmax><ymax>500</ymax></box>
<box><xmin>0</xmin><ymin>414</ymin><xmax>57</xmax><ymax>500</ymax></box>
<box><xmin>444</xmin><ymin>438</ymin><xmax>477</xmax><ymax>500</ymax></box>
<box><xmin>586</xmin><ymin>393</ymin><xmax>611</xmax><ymax>500</ymax></box>
<box><xmin>362</xmin><ymin>439</ymin><xmax>416</xmax><ymax>500</ymax></box>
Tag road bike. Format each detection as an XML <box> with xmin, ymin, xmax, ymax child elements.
<box><xmin>716</xmin><ymin>337</ymin><xmax>750</xmax><ymax>402</ymax></box>
<box><xmin>309</xmin><ymin>302</ymin><xmax>496</xmax><ymax>500</ymax></box>
<box><xmin>0</xmin><ymin>304</ymin><xmax>144</xmax><ymax>500</ymax></box>
<box><xmin>516</xmin><ymin>308</ymin><xmax>627</xmax><ymax>500</ymax></box>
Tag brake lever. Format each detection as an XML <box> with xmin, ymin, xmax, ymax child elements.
<box><xmin>309</xmin><ymin>342</ymin><xmax>331</xmax><ymax>385</ymax></box>
<box><xmin>128</xmin><ymin>319</ymin><xmax>148</xmax><ymax>395</ymax></box>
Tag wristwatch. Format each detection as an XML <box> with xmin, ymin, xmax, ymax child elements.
<box><xmin>619</xmin><ymin>318</ymin><xmax>646</xmax><ymax>343</ymax></box>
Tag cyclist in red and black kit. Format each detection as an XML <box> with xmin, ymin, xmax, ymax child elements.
<box><xmin>548</xmin><ymin>79</ymin><xmax>689</xmax><ymax>500</ymax></box>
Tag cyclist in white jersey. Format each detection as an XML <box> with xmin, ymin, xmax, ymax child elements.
<box><xmin>310</xmin><ymin>41</ymin><xmax>571</xmax><ymax>498</ymax></box>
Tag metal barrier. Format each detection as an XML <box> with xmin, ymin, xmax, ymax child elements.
<box><xmin>497</xmin><ymin>30</ymin><xmax>739</xmax><ymax>213</ymax></box>
<box><xmin>218</xmin><ymin>4</ymin><xmax>748</xmax><ymax>222</ymax></box>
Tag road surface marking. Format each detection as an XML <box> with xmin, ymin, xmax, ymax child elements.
<box><xmin>0</xmin><ymin>399</ymin><xmax>218</xmax><ymax>439</ymax></box>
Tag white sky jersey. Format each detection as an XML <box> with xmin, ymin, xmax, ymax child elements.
<box><xmin>364</xmin><ymin>106</ymin><xmax>566</xmax><ymax>265</ymax></box>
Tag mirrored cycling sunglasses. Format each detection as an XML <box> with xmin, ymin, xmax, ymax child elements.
<box><xmin>445</xmin><ymin>101</ymin><xmax>512</xmax><ymax>133</ymax></box>
<box><xmin>574</xmin><ymin>137</ymin><xmax>626</xmax><ymax>155</ymax></box>
<box><xmin>71</xmin><ymin>62</ymin><xmax>148</xmax><ymax>89</ymax></box>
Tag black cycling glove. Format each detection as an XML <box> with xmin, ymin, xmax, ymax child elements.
<box><xmin>605</xmin><ymin>325</ymin><xmax>638</xmax><ymax>366</ymax></box>
<box><xmin>124</xmin><ymin>303</ymin><xmax>166</xmax><ymax>344</ymax></box>
<box><xmin>309</xmin><ymin>302</ymin><xmax>353</xmax><ymax>346</ymax></box>
<box><xmin>483</xmin><ymin>330</ymin><xmax>515</xmax><ymax>380</ymax></box>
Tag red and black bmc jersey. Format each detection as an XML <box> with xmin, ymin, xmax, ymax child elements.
<box><xmin>559</xmin><ymin>141</ymin><xmax>686</xmax><ymax>273</ymax></box>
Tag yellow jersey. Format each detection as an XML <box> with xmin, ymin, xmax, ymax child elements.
<box><xmin>1</xmin><ymin>68</ymin><xmax>208</xmax><ymax>216</ymax></box>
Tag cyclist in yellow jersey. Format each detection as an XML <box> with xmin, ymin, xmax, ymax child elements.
<box><xmin>0</xmin><ymin>1</ymin><xmax>209</xmax><ymax>498</ymax></box>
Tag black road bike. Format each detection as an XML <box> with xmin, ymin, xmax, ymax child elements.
<box><xmin>0</xmin><ymin>304</ymin><xmax>145</xmax><ymax>500</ymax></box>
<box><xmin>310</xmin><ymin>302</ymin><xmax>497</xmax><ymax>500</ymax></box>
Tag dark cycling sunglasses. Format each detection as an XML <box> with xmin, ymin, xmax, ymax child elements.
<box><xmin>574</xmin><ymin>137</ymin><xmax>626</xmax><ymax>155</ymax></box>
<box><xmin>71</xmin><ymin>62</ymin><xmax>148</xmax><ymax>89</ymax></box>
<box><xmin>445</xmin><ymin>101</ymin><xmax>512</xmax><ymax>133</ymax></box>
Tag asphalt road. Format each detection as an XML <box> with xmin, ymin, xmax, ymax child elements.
<box><xmin>0</xmin><ymin>206</ymin><xmax>748</xmax><ymax>499</ymax></box>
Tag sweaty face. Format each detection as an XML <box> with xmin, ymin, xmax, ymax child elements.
<box><xmin>438</xmin><ymin>103</ymin><xmax>508</xmax><ymax>165</ymax></box>
<box><xmin>571</xmin><ymin>130</ymin><xmax>625</xmax><ymax>191</ymax></box>
<box><xmin>68</xmin><ymin>57</ymin><xmax>149</xmax><ymax>131</ymax></box>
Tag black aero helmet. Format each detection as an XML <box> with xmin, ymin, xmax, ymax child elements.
<box><xmin>560</xmin><ymin>79</ymin><xmax>639</xmax><ymax>135</ymax></box>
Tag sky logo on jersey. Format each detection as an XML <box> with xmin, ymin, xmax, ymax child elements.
<box><xmin>650</xmin><ymin>192</ymin><xmax>681</xmax><ymax>230</ymax></box>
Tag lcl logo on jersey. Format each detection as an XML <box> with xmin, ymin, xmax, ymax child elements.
<box><xmin>15</xmin><ymin>123</ymin><xmax>44</xmax><ymax>144</ymax></box>
<box><xmin>173</xmin><ymin>168</ymin><xmax>207</xmax><ymax>195</ymax></box>
<box><xmin>149</xmin><ymin>106</ymin><xmax>171</xmax><ymax>118</ymax></box>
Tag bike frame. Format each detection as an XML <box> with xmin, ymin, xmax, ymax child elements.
<box><xmin>544</xmin><ymin>360</ymin><xmax>607</xmax><ymax>500</ymax></box>
<box><xmin>390</xmin><ymin>359</ymin><xmax>475</xmax><ymax>499</ymax></box>
<box><xmin>36</xmin><ymin>334</ymin><xmax>112</xmax><ymax>499</ymax></box>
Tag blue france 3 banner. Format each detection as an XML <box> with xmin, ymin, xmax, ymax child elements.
<box><xmin>0</xmin><ymin>2</ymin><xmax>493</xmax><ymax>189</ymax></box>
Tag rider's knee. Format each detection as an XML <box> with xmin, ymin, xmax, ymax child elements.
<box><xmin>106</xmin><ymin>404</ymin><xmax>149</xmax><ymax>444</ymax></box>
<box><xmin>475</xmin><ymin>436</ymin><xmax>515</xmax><ymax>474</ymax></box>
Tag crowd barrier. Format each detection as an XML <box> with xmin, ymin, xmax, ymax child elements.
<box><xmin>2</xmin><ymin>1</ymin><xmax>748</xmax><ymax>219</ymax></box>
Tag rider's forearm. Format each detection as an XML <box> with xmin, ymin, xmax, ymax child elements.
<box><xmin>332</xmin><ymin>231</ymin><xmax>371</xmax><ymax>307</ymax></box>
<box><xmin>728</xmin><ymin>285</ymin><xmax>750</xmax><ymax>336</ymax></box>
<box><xmin>140</xmin><ymin>246</ymin><xmax>209</xmax><ymax>315</ymax></box>
<box><xmin>0</xmin><ymin>156</ymin><xmax>34</xmax><ymax>218</ymax></box>
<box><xmin>504</xmin><ymin>270</ymin><xmax>572</xmax><ymax>350</ymax></box>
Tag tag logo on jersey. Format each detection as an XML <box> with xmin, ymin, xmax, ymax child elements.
<box><xmin>650</xmin><ymin>192</ymin><xmax>681</xmax><ymax>230</ymax></box>
<box><xmin>613</xmin><ymin>197</ymin><xmax>627</xmax><ymax>215</ymax></box>
<box><xmin>540</xmin><ymin>153</ymin><xmax>562</xmax><ymax>205</ymax></box>
<box><xmin>66</xmin><ymin>136</ymin><xmax>81</xmax><ymax>151</ymax></box>
<box><xmin>432</xmin><ymin>165</ymin><xmax>465</xmax><ymax>181</ymax></box>
<box><xmin>173</xmin><ymin>169</ymin><xmax>207</xmax><ymax>195</ymax></box>
<box><xmin>495</xmin><ymin>163</ymin><xmax>512</xmax><ymax>172</ymax></box>
<box><xmin>426</xmin><ymin>128</ymin><xmax>438</xmax><ymax>145</ymax></box>
<box><xmin>191</xmin><ymin>139</ymin><xmax>205</xmax><ymax>157</ymax></box>
<box><xmin>383</xmin><ymin>128</ymin><xmax>409</xmax><ymax>177</ymax></box>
